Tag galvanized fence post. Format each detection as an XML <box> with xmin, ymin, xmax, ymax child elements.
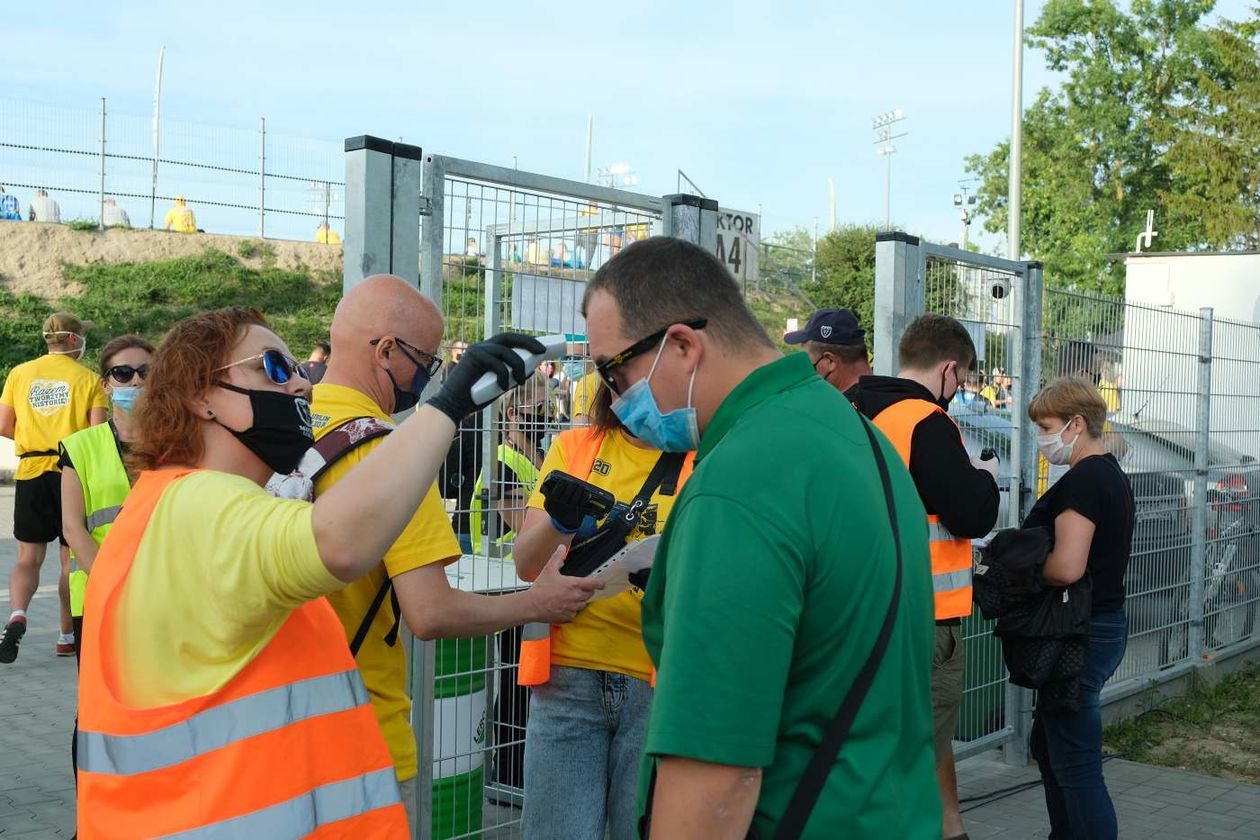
<box><xmin>1002</xmin><ymin>259</ymin><xmax>1043</xmax><ymax>767</ymax></box>
<box><xmin>662</xmin><ymin>193</ymin><xmax>718</xmax><ymax>252</ymax></box>
<box><xmin>258</xmin><ymin>117</ymin><xmax>266</xmax><ymax>238</ymax></box>
<box><xmin>872</xmin><ymin>231</ymin><xmax>924</xmax><ymax>375</ymax></box>
<box><xmin>1188</xmin><ymin>307</ymin><xmax>1214</xmax><ymax>663</ymax></box>
<box><xmin>343</xmin><ymin>136</ymin><xmax>423</xmax><ymax>292</ymax></box>
<box><xmin>99</xmin><ymin>98</ymin><xmax>107</xmax><ymax>231</ymax></box>
<box><xmin>419</xmin><ymin>155</ymin><xmax>446</xmax><ymax>310</ymax></box>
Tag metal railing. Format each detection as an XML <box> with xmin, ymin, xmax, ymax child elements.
<box><xmin>0</xmin><ymin>97</ymin><xmax>343</xmax><ymax>242</ymax></box>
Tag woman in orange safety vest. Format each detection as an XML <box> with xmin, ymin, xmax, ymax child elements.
<box><xmin>512</xmin><ymin>376</ymin><xmax>694</xmax><ymax>840</ymax></box>
<box><xmin>76</xmin><ymin>303</ymin><xmax>543</xmax><ymax>839</ymax></box>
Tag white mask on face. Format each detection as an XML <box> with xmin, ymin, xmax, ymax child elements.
<box><xmin>1037</xmin><ymin>417</ymin><xmax>1080</xmax><ymax>466</ymax></box>
<box><xmin>49</xmin><ymin>334</ymin><xmax>86</xmax><ymax>360</ymax></box>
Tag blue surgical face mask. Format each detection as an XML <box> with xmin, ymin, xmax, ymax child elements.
<box><xmin>111</xmin><ymin>385</ymin><xmax>141</xmax><ymax>412</ymax></box>
<box><xmin>610</xmin><ymin>336</ymin><xmax>699</xmax><ymax>453</ymax></box>
<box><xmin>562</xmin><ymin>361</ymin><xmax>587</xmax><ymax>381</ymax></box>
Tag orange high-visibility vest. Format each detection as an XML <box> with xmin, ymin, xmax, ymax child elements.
<box><xmin>871</xmin><ymin>399</ymin><xmax>974</xmax><ymax>620</ymax></box>
<box><xmin>76</xmin><ymin>468</ymin><xmax>408</xmax><ymax>840</ymax></box>
<box><xmin>518</xmin><ymin>428</ymin><xmax>693</xmax><ymax>686</ymax></box>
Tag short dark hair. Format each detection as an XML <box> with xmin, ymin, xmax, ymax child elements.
<box><xmin>805</xmin><ymin>340</ymin><xmax>868</xmax><ymax>365</ymax></box>
<box><xmin>898</xmin><ymin>314</ymin><xmax>976</xmax><ymax>371</ymax></box>
<box><xmin>315</xmin><ymin>341</ymin><xmax>331</xmax><ymax>356</ymax></box>
<box><xmin>582</xmin><ymin>237</ymin><xmax>772</xmax><ymax>351</ymax></box>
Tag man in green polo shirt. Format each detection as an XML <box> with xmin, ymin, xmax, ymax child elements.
<box><xmin>582</xmin><ymin>237</ymin><xmax>940</xmax><ymax>838</ymax></box>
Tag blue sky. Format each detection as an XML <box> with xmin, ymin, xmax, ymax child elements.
<box><xmin>4</xmin><ymin>0</ymin><xmax>1253</xmax><ymax>250</ymax></box>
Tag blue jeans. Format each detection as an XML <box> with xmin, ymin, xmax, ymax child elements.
<box><xmin>456</xmin><ymin>532</ymin><xmax>473</xmax><ymax>554</ymax></box>
<box><xmin>1030</xmin><ymin>610</ymin><xmax>1128</xmax><ymax>840</ymax></box>
<box><xmin>521</xmin><ymin>665</ymin><xmax>652</xmax><ymax>840</ymax></box>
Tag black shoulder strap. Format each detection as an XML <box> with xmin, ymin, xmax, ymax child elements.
<box><xmin>309</xmin><ymin>416</ymin><xmax>402</xmax><ymax>657</ymax></box>
<box><xmin>772</xmin><ymin>417</ymin><xmax>904</xmax><ymax>840</ymax></box>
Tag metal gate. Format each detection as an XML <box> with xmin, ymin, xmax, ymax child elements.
<box><xmin>415</xmin><ymin>155</ymin><xmax>671</xmax><ymax>840</ymax></box>
<box><xmin>874</xmin><ymin>232</ymin><xmax>1043</xmax><ymax>763</ymax></box>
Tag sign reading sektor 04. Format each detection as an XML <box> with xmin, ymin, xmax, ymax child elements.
<box><xmin>715</xmin><ymin>208</ymin><xmax>760</xmax><ymax>285</ymax></box>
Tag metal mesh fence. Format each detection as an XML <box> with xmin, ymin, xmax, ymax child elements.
<box><xmin>0</xmin><ymin>97</ymin><xmax>342</xmax><ymax>242</ymax></box>
<box><xmin>883</xmin><ymin>234</ymin><xmax>1260</xmax><ymax>763</ymax></box>
<box><xmin>1042</xmin><ymin>289</ymin><xmax>1202</xmax><ymax>682</ymax></box>
<box><xmin>418</xmin><ymin>156</ymin><xmax>661</xmax><ymax>839</ymax></box>
<box><xmin>922</xmin><ymin>247</ymin><xmax>1027</xmax><ymax>756</ymax></box>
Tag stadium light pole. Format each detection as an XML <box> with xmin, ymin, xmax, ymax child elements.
<box><xmin>872</xmin><ymin>108</ymin><xmax>907</xmax><ymax>229</ymax></box>
<box><xmin>1008</xmin><ymin>0</ymin><xmax>1024</xmax><ymax>259</ymax></box>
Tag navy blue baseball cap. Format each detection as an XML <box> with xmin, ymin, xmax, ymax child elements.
<box><xmin>784</xmin><ymin>308</ymin><xmax>865</xmax><ymax>347</ymax></box>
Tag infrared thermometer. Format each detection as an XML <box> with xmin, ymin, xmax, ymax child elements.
<box><xmin>470</xmin><ymin>333</ymin><xmax>569</xmax><ymax>405</ymax></box>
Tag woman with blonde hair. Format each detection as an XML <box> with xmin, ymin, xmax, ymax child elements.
<box><xmin>1023</xmin><ymin>376</ymin><xmax>1135</xmax><ymax>839</ymax></box>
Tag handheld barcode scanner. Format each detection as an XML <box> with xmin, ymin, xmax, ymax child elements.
<box><xmin>539</xmin><ymin>472</ymin><xmax>617</xmax><ymax>519</ymax></box>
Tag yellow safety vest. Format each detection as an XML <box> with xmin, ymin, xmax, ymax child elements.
<box><xmin>60</xmin><ymin>423</ymin><xmax>131</xmax><ymax>617</ymax></box>
<box><xmin>469</xmin><ymin>443</ymin><xmax>540</xmax><ymax>548</ymax></box>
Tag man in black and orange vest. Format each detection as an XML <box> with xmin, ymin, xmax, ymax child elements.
<box><xmin>850</xmin><ymin>313</ymin><xmax>999</xmax><ymax>840</ymax></box>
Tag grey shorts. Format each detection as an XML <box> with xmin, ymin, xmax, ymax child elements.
<box><xmin>931</xmin><ymin>622</ymin><xmax>966</xmax><ymax>760</ymax></box>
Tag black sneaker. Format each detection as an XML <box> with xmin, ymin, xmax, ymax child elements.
<box><xmin>0</xmin><ymin>617</ymin><xmax>27</xmax><ymax>663</ymax></box>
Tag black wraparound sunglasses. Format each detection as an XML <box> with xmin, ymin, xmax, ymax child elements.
<box><xmin>595</xmin><ymin>318</ymin><xmax>706</xmax><ymax>395</ymax></box>
<box><xmin>106</xmin><ymin>364</ymin><xmax>149</xmax><ymax>384</ymax></box>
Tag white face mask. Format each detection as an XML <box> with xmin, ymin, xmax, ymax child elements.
<box><xmin>1037</xmin><ymin>417</ymin><xmax>1080</xmax><ymax>466</ymax></box>
<box><xmin>48</xmin><ymin>334</ymin><xmax>86</xmax><ymax>360</ymax></box>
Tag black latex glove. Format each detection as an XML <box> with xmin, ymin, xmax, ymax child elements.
<box><xmin>543</xmin><ymin>474</ymin><xmax>598</xmax><ymax>532</ymax></box>
<box><xmin>426</xmin><ymin>333</ymin><xmax>547</xmax><ymax>423</ymax></box>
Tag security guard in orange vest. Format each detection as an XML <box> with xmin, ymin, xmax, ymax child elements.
<box><xmin>850</xmin><ymin>313</ymin><xmax>999</xmax><ymax>840</ymax></box>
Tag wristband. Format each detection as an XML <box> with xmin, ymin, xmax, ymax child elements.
<box><xmin>550</xmin><ymin>516</ymin><xmax>580</xmax><ymax>535</ymax></box>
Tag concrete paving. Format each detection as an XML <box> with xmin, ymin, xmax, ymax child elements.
<box><xmin>3</xmin><ymin>484</ymin><xmax>1260</xmax><ymax>839</ymax></box>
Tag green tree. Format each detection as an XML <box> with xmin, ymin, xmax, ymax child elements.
<box><xmin>966</xmin><ymin>0</ymin><xmax>1228</xmax><ymax>294</ymax></box>
<box><xmin>804</xmin><ymin>224</ymin><xmax>879</xmax><ymax>345</ymax></box>
<box><xmin>1163</xmin><ymin>15</ymin><xmax>1260</xmax><ymax>246</ymax></box>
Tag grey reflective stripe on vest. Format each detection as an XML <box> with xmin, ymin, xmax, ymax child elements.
<box><xmin>77</xmin><ymin>669</ymin><xmax>369</xmax><ymax>776</ymax></box>
<box><xmin>933</xmin><ymin>567</ymin><xmax>973</xmax><ymax>594</ymax></box>
<box><xmin>927</xmin><ymin>521</ymin><xmax>957</xmax><ymax>543</ymax></box>
<box><xmin>162</xmin><ymin>766</ymin><xmax>400</xmax><ymax>839</ymax></box>
<box><xmin>85</xmin><ymin>505</ymin><xmax>122</xmax><ymax>533</ymax></box>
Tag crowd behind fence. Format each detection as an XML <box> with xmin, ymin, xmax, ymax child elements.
<box><xmin>0</xmin><ymin>97</ymin><xmax>344</xmax><ymax>242</ymax></box>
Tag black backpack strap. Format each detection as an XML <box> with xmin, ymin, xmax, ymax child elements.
<box><xmin>308</xmin><ymin>416</ymin><xmax>401</xmax><ymax>657</ymax></box>
<box><xmin>771</xmin><ymin>417</ymin><xmax>904</xmax><ymax>840</ymax></box>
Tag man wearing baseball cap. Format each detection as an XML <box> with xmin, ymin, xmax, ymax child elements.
<box><xmin>785</xmin><ymin>308</ymin><xmax>872</xmax><ymax>394</ymax></box>
<box><xmin>0</xmin><ymin>313</ymin><xmax>109</xmax><ymax>663</ymax></box>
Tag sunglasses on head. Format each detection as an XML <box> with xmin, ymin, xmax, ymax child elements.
<box><xmin>595</xmin><ymin>318</ymin><xmax>707</xmax><ymax>395</ymax></box>
<box><xmin>106</xmin><ymin>364</ymin><xmax>149</xmax><ymax>384</ymax></box>
<box><xmin>216</xmin><ymin>348</ymin><xmax>310</xmax><ymax>385</ymax></box>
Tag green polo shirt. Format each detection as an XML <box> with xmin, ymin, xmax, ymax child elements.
<box><xmin>639</xmin><ymin>353</ymin><xmax>940</xmax><ymax>838</ymax></box>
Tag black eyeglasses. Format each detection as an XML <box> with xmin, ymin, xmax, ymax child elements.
<box><xmin>106</xmin><ymin>363</ymin><xmax>149</xmax><ymax>384</ymax></box>
<box><xmin>216</xmin><ymin>349</ymin><xmax>310</xmax><ymax>385</ymax></box>
<box><xmin>595</xmin><ymin>318</ymin><xmax>706</xmax><ymax>395</ymax></box>
<box><xmin>370</xmin><ymin>337</ymin><xmax>443</xmax><ymax>377</ymax></box>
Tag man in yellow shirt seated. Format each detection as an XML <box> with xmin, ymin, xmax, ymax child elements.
<box><xmin>310</xmin><ymin>274</ymin><xmax>600</xmax><ymax>829</ymax></box>
<box><xmin>0</xmin><ymin>313</ymin><xmax>109</xmax><ymax>662</ymax></box>
<box><xmin>316</xmin><ymin>221</ymin><xmax>341</xmax><ymax>245</ymax></box>
<box><xmin>163</xmin><ymin>196</ymin><xmax>197</xmax><ymax>233</ymax></box>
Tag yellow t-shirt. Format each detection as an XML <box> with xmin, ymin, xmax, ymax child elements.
<box><xmin>527</xmin><ymin>429</ymin><xmax>685</xmax><ymax>682</ymax></box>
<box><xmin>311</xmin><ymin>383</ymin><xmax>461</xmax><ymax>782</ymax></box>
<box><xmin>0</xmin><ymin>353</ymin><xmax>109</xmax><ymax>479</ymax></box>
<box><xmin>116</xmin><ymin>470</ymin><xmax>342</xmax><ymax>708</ymax></box>
<box><xmin>1099</xmin><ymin>379</ymin><xmax>1121</xmax><ymax>414</ymax></box>
<box><xmin>164</xmin><ymin>206</ymin><xmax>197</xmax><ymax>233</ymax></box>
<box><xmin>570</xmin><ymin>370</ymin><xmax>603</xmax><ymax>419</ymax></box>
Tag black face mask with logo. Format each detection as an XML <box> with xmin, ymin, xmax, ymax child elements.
<box><xmin>214</xmin><ymin>382</ymin><xmax>314</xmax><ymax>475</ymax></box>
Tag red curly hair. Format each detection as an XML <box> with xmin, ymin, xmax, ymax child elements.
<box><xmin>129</xmin><ymin>307</ymin><xmax>269</xmax><ymax>472</ymax></box>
